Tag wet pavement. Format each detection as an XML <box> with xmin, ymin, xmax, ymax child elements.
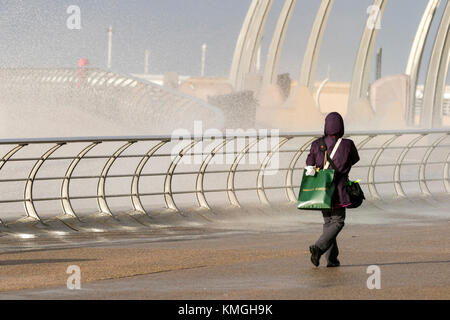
<box><xmin>0</xmin><ymin>198</ymin><xmax>449</xmax><ymax>299</ymax></box>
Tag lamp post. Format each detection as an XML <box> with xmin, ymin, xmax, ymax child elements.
<box><xmin>144</xmin><ymin>49</ymin><xmax>150</xmax><ymax>74</ymax></box>
<box><xmin>107</xmin><ymin>25</ymin><xmax>113</xmax><ymax>69</ymax></box>
<box><xmin>201</xmin><ymin>43</ymin><xmax>207</xmax><ymax>77</ymax></box>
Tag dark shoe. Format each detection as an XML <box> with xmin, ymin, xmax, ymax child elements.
<box><xmin>309</xmin><ymin>245</ymin><xmax>322</xmax><ymax>267</ymax></box>
<box><xmin>326</xmin><ymin>259</ymin><xmax>340</xmax><ymax>268</ymax></box>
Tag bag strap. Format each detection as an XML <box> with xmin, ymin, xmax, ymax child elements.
<box><xmin>319</xmin><ymin>137</ymin><xmax>328</xmax><ymax>169</ymax></box>
<box><xmin>324</xmin><ymin>138</ymin><xmax>342</xmax><ymax>170</ymax></box>
<box><xmin>324</xmin><ymin>151</ymin><xmax>338</xmax><ymax>172</ymax></box>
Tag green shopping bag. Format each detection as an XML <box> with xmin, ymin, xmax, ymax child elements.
<box><xmin>297</xmin><ymin>168</ymin><xmax>335</xmax><ymax>210</ymax></box>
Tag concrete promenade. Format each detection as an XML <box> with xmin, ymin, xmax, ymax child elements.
<box><xmin>0</xmin><ymin>197</ymin><xmax>449</xmax><ymax>299</ymax></box>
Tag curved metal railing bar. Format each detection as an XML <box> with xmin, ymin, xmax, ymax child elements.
<box><xmin>24</xmin><ymin>143</ymin><xmax>65</xmax><ymax>220</ymax></box>
<box><xmin>0</xmin><ymin>130</ymin><xmax>448</xmax><ymax>224</ymax></box>
<box><xmin>97</xmin><ymin>141</ymin><xmax>136</xmax><ymax>216</ymax></box>
<box><xmin>444</xmin><ymin>149</ymin><xmax>450</xmax><ymax>193</ymax></box>
<box><xmin>393</xmin><ymin>134</ymin><xmax>427</xmax><ymax>197</ymax></box>
<box><xmin>196</xmin><ymin>138</ymin><xmax>233</xmax><ymax>209</ymax></box>
<box><xmin>61</xmin><ymin>142</ymin><xmax>100</xmax><ymax>218</ymax></box>
<box><xmin>131</xmin><ymin>141</ymin><xmax>168</xmax><ymax>214</ymax></box>
<box><xmin>0</xmin><ymin>144</ymin><xmax>27</xmax><ymax>171</ymax></box>
<box><xmin>367</xmin><ymin>135</ymin><xmax>401</xmax><ymax>199</ymax></box>
<box><xmin>285</xmin><ymin>137</ymin><xmax>317</xmax><ymax>202</ymax></box>
<box><xmin>419</xmin><ymin>133</ymin><xmax>449</xmax><ymax>196</ymax></box>
<box><xmin>354</xmin><ymin>135</ymin><xmax>377</xmax><ymax>149</ymax></box>
<box><xmin>227</xmin><ymin>137</ymin><xmax>262</xmax><ymax>208</ymax></box>
<box><xmin>0</xmin><ymin>144</ymin><xmax>27</xmax><ymax>225</ymax></box>
<box><xmin>257</xmin><ymin>137</ymin><xmax>291</xmax><ymax>205</ymax></box>
<box><xmin>164</xmin><ymin>140</ymin><xmax>199</xmax><ymax>212</ymax></box>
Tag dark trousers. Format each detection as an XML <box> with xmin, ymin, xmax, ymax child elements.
<box><xmin>315</xmin><ymin>207</ymin><xmax>346</xmax><ymax>262</ymax></box>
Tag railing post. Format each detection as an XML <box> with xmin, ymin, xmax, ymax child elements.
<box><xmin>24</xmin><ymin>143</ymin><xmax>65</xmax><ymax>221</ymax></box>
<box><xmin>419</xmin><ymin>134</ymin><xmax>449</xmax><ymax>196</ymax></box>
<box><xmin>131</xmin><ymin>141</ymin><xmax>167</xmax><ymax>214</ymax></box>
<box><xmin>393</xmin><ymin>134</ymin><xmax>427</xmax><ymax>198</ymax></box>
<box><xmin>367</xmin><ymin>135</ymin><xmax>400</xmax><ymax>200</ymax></box>
<box><xmin>444</xmin><ymin>149</ymin><xmax>450</xmax><ymax>193</ymax></box>
<box><xmin>196</xmin><ymin>138</ymin><xmax>232</xmax><ymax>209</ymax></box>
<box><xmin>164</xmin><ymin>140</ymin><xmax>198</xmax><ymax>212</ymax></box>
<box><xmin>257</xmin><ymin>137</ymin><xmax>291</xmax><ymax>205</ymax></box>
<box><xmin>227</xmin><ymin>137</ymin><xmax>261</xmax><ymax>207</ymax></box>
<box><xmin>97</xmin><ymin>141</ymin><xmax>136</xmax><ymax>216</ymax></box>
<box><xmin>285</xmin><ymin>137</ymin><xmax>316</xmax><ymax>202</ymax></box>
<box><xmin>61</xmin><ymin>142</ymin><xmax>100</xmax><ymax>218</ymax></box>
<box><xmin>0</xmin><ymin>130</ymin><xmax>447</xmax><ymax>224</ymax></box>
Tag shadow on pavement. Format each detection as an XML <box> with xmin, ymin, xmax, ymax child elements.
<box><xmin>341</xmin><ymin>260</ymin><xmax>450</xmax><ymax>268</ymax></box>
<box><xmin>0</xmin><ymin>258</ymin><xmax>96</xmax><ymax>266</ymax></box>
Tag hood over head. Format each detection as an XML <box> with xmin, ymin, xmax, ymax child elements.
<box><xmin>324</xmin><ymin>112</ymin><xmax>344</xmax><ymax>138</ymax></box>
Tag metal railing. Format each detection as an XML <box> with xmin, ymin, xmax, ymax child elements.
<box><xmin>0</xmin><ymin>68</ymin><xmax>225</xmax><ymax>133</ymax></box>
<box><xmin>0</xmin><ymin>129</ymin><xmax>449</xmax><ymax>223</ymax></box>
<box><xmin>414</xmin><ymin>97</ymin><xmax>450</xmax><ymax>117</ymax></box>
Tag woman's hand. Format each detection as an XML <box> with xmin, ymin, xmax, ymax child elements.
<box><xmin>305</xmin><ymin>166</ymin><xmax>316</xmax><ymax>176</ymax></box>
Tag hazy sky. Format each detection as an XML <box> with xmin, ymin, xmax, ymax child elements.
<box><xmin>0</xmin><ymin>0</ymin><xmax>445</xmax><ymax>83</ymax></box>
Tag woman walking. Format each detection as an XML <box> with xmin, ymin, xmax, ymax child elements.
<box><xmin>305</xmin><ymin>112</ymin><xmax>360</xmax><ymax>267</ymax></box>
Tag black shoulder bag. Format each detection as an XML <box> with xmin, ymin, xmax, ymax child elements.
<box><xmin>319</xmin><ymin>137</ymin><xmax>365</xmax><ymax>209</ymax></box>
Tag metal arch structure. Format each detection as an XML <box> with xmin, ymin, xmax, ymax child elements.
<box><xmin>348</xmin><ymin>0</ymin><xmax>389</xmax><ymax>109</ymax></box>
<box><xmin>262</xmin><ymin>0</ymin><xmax>297</xmax><ymax>87</ymax></box>
<box><xmin>298</xmin><ymin>0</ymin><xmax>335</xmax><ymax>91</ymax></box>
<box><xmin>405</xmin><ymin>0</ymin><xmax>441</xmax><ymax>126</ymax></box>
<box><xmin>231</xmin><ymin>0</ymin><xmax>450</xmax><ymax>128</ymax></box>
<box><xmin>422</xmin><ymin>0</ymin><xmax>450</xmax><ymax>128</ymax></box>
<box><xmin>229</xmin><ymin>0</ymin><xmax>260</xmax><ymax>89</ymax></box>
<box><xmin>233</xmin><ymin>0</ymin><xmax>390</xmax><ymax>102</ymax></box>
<box><xmin>240</xmin><ymin>0</ymin><xmax>273</xmax><ymax>87</ymax></box>
<box><xmin>230</xmin><ymin>0</ymin><xmax>273</xmax><ymax>90</ymax></box>
<box><xmin>0</xmin><ymin>129</ymin><xmax>449</xmax><ymax>223</ymax></box>
<box><xmin>249</xmin><ymin>0</ymin><xmax>275</xmax><ymax>73</ymax></box>
<box><xmin>235</xmin><ymin>0</ymin><xmax>335</xmax><ymax>91</ymax></box>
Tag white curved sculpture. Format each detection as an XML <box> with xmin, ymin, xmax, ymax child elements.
<box><xmin>422</xmin><ymin>0</ymin><xmax>450</xmax><ymax>128</ymax></box>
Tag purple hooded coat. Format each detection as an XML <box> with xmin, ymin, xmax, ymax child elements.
<box><xmin>306</xmin><ymin>112</ymin><xmax>360</xmax><ymax>208</ymax></box>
